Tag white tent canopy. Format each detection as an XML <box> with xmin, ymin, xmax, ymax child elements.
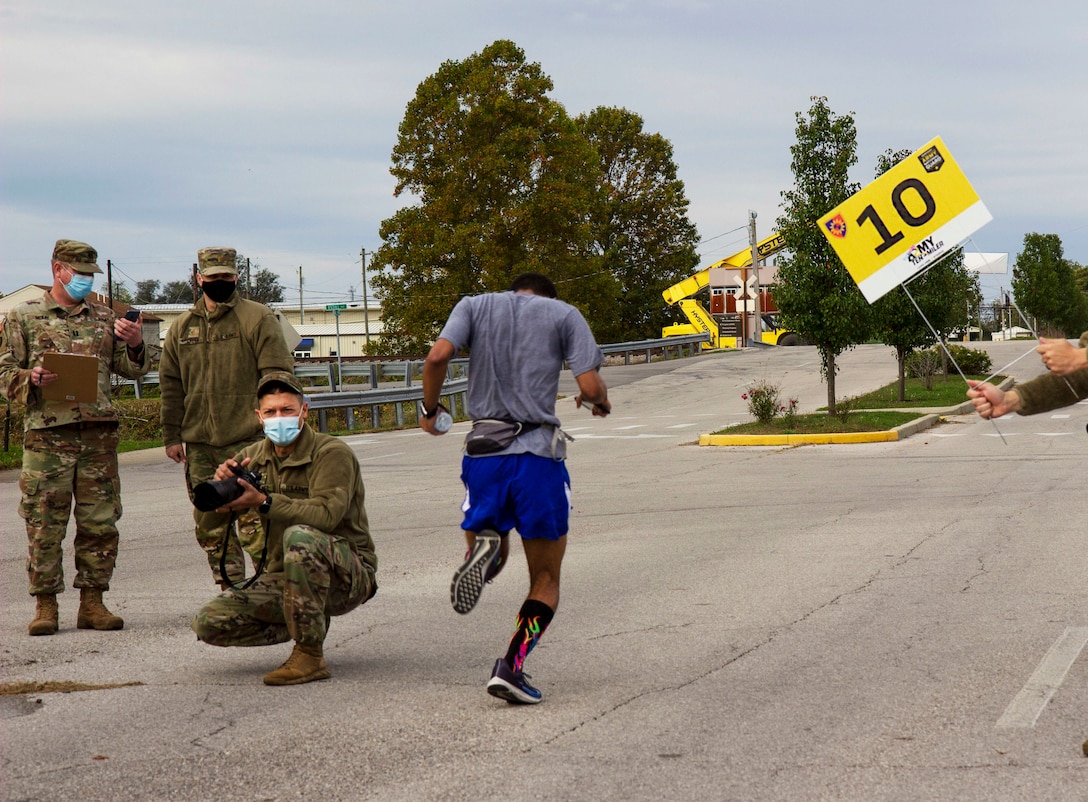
<box><xmin>963</xmin><ymin>252</ymin><xmax>1008</xmax><ymax>274</ymax></box>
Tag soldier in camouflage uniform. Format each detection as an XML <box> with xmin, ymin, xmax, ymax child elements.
<box><xmin>0</xmin><ymin>239</ymin><xmax>151</xmax><ymax>636</ymax></box>
<box><xmin>159</xmin><ymin>247</ymin><xmax>293</xmax><ymax>588</ymax></box>
<box><xmin>191</xmin><ymin>371</ymin><xmax>377</xmax><ymax>686</ymax></box>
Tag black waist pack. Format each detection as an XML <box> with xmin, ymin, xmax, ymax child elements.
<box><xmin>464</xmin><ymin>419</ymin><xmax>541</xmax><ymax>455</ymax></box>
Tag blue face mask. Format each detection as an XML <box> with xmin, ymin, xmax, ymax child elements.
<box><xmin>263</xmin><ymin>414</ymin><xmax>302</xmax><ymax>446</ymax></box>
<box><xmin>64</xmin><ymin>271</ymin><xmax>95</xmax><ymax>301</ymax></box>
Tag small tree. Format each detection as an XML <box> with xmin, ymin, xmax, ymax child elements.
<box><xmin>774</xmin><ymin>97</ymin><xmax>871</xmax><ymax>415</ymax></box>
<box><xmin>235</xmin><ymin>255</ymin><xmax>286</xmax><ymax>304</ymax></box>
<box><xmin>134</xmin><ymin>279</ymin><xmax>161</xmax><ymax>304</ymax></box>
<box><xmin>159</xmin><ymin>280</ymin><xmax>196</xmax><ymax>304</ymax></box>
<box><xmin>1012</xmin><ymin>233</ymin><xmax>1085</xmax><ymax>336</ymax></box>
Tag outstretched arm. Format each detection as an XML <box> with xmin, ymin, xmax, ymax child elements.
<box><xmin>574</xmin><ymin>369</ymin><xmax>610</xmax><ymax>417</ymax></box>
<box><xmin>421</xmin><ymin>338</ymin><xmax>456</xmax><ymax>434</ymax></box>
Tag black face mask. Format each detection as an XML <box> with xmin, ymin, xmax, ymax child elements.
<box><xmin>201</xmin><ymin>279</ymin><xmax>237</xmax><ymax>303</ymax></box>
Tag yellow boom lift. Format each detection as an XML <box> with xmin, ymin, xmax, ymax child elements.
<box><xmin>661</xmin><ymin>232</ymin><xmax>803</xmax><ymax>349</ymax></box>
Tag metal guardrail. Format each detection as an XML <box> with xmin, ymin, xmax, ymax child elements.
<box><xmin>305</xmin><ymin>377</ymin><xmax>468</xmax><ymax>433</ymax></box>
<box><xmin>600</xmin><ymin>332</ymin><xmax>711</xmax><ymax>364</ymax></box>
<box><xmin>114</xmin><ymin>335</ymin><xmax>704</xmax><ymax>430</ymax></box>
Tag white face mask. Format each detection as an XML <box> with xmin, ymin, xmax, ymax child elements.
<box><xmin>263</xmin><ymin>413</ymin><xmax>302</xmax><ymax>446</ymax></box>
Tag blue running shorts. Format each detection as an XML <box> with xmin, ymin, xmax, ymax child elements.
<box><xmin>460</xmin><ymin>454</ymin><xmax>572</xmax><ymax>541</ymax></box>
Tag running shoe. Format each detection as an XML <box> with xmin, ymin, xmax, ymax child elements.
<box><xmin>484</xmin><ymin>549</ymin><xmax>505</xmax><ymax>583</ymax></box>
<box><xmin>450</xmin><ymin>530</ymin><xmax>501</xmax><ymax>614</ymax></box>
<box><xmin>486</xmin><ymin>658</ymin><xmax>542</xmax><ymax>704</ymax></box>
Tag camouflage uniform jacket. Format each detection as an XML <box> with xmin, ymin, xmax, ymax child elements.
<box><xmin>0</xmin><ymin>290</ymin><xmax>151</xmax><ymax>431</ymax></box>
<box><xmin>238</xmin><ymin>424</ymin><xmax>377</xmax><ymax>575</ymax></box>
<box><xmin>159</xmin><ymin>294</ymin><xmax>292</xmax><ymax>449</ymax></box>
<box><xmin>1015</xmin><ymin>332</ymin><xmax>1088</xmax><ymax>415</ymax></box>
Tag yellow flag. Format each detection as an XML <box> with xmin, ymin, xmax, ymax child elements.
<box><xmin>818</xmin><ymin>136</ymin><xmax>991</xmax><ymax>303</ymax></box>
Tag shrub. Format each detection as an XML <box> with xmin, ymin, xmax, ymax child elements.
<box><xmin>906</xmin><ymin>343</ymin><xmax>992</xmax><ymax>387</ymax></box>
<box><xmin>742</xmin><ymin>380</ymin><xmax>782</xmax><ymax>424</ymax></box>
<box><xmin>905</xmin><ymin>349</ymin><xmax>943</xmax><ymax>390</ymax></box>
<box><xmin>944</xmin><ymin>343</ymin><xmax>992</xmax><ymax>375</ymax></box>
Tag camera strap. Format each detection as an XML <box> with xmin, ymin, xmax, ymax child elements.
<box><xmin>219</xmin><ymin>511</ymin><xmax>270</xmax><ymax>591</ymax></box>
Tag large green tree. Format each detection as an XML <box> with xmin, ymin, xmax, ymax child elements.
<box><xmin>1012</xmin><ymin>233</ymin><xmax>1086</xmax><ymax>336</ymax></box>
<box><xmin>574</xmin><ymin>106</ymin><xmax>700</xmax><ymax>342</ymax></box>
<box><xmin>371</xmin><ymin>39</ymin><xmax>609</xmax><ymax>353</ymax></box>
<box><xmin>870</xmin><ymin>149</ymin><xmax>979</xmax><ymax>399</ymax></box>
<box><xmin>773</xmin><ymin>97</ymin><xmax>871</xmax><ymax>414</ymax></box>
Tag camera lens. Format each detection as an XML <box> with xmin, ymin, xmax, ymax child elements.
<box><xmin>192</xmin><ymin>477</ymin><xmax>242</xmax><ymax>512</ymax></box>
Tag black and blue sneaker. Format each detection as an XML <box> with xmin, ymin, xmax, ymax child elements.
<box><xmin>486</xmin><ymin>658</ymin><xmax>542</xmax><ymax>704</ymax></box>
<box><xmin>450</xmin><ymin>531</ymin><xmax>501</xmax><ymax>615</ymax></box>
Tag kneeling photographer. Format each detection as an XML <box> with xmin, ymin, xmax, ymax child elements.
<box><xmin>191</xmin><ymin>371</ymin><xmax>377</xmax><ymax>686</ymax></box>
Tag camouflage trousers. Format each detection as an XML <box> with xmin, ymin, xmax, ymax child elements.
<box><xmin>19</xmin><ymin>423</ymin><xmax>121</xmax><ymax>595</ymax></box>
<box><xmin>184</xmin><ymin>440</ymin><xmax>262</xmax><ymax>585</ymax></box>
<box><xmin>191</xmin><ymin>525</ymin><xmax>376</xmax><ymax>648</ymax></box>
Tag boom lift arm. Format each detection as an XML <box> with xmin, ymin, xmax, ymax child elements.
<box><xmin>662</xmin><ymin>233</ymin><xmax>786</xmax><ymax>349</ymax></box>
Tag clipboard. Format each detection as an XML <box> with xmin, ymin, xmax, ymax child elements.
<box><xmin>41</xmin><ymin>352</ymin><xmax>100</xmax><ymax>403</ymax></box>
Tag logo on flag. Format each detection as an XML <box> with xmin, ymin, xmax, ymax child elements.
<box><xmin>824</xmin><ymin>214</ymin><xmax>847</xmax><ymax>238</ymax></box>
<box><xmin>918</xmin><ymin>146</ymin><xmax>945</xmax><ymax>173</ymax></box>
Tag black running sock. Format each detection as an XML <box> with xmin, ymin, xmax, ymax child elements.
<box><xmin>504</xmin><ymin>599</ymin><xmax>554</xmax><ymax>673</ymax></box>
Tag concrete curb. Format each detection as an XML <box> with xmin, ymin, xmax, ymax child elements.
<box><xmin>699</xmin><ymin>377</ymin><xmax>1014</xmax><ymax>447</ymax></box>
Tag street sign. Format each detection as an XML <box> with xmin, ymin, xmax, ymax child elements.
<box><xmin>325</xmin><ymin>303</ymin><xmax>348</xmax><ymax>310</ymax></box>
<box><xmin>818</xmin><ymin>135</ymin><xmax>991</xmax><ymax>303</ymax></box>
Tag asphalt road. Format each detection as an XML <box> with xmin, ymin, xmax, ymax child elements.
<box><xmin>5</xmin><ymin>340</ymin><xmax>1088</xmax><ymax>801</ymax></box>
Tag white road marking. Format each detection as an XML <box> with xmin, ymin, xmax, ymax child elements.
<box><xmin>1051</xmin><ymin>414</ymin><xmax>1071</xmax><ymax>419</ymax></box>
<box><xmin>613</xmin><ymin>424</ymin><xmax>646</xmax><ymax>430</ymax></box>
<box><xmin>356</xmin><ymin>452</ymin><xmax>407</xmax><ymax>462</ymax></box>
<box><xmin>576</xmin><ymin>434</ymin><xmax>673</xmax><ymax>439</ymax></box>
<box><xmin>997</xmin><ymin>627</ymin><xmax>1088</xmax><ymax>728</ymax></box>
<box><xmin>667</xmin><ymin>423</ymin><xmax>700</xmax><ymax>429</ymax></box>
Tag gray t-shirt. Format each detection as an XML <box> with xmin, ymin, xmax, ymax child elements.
<box><xmin>438</xmin><ymin>291</ymin><xmax>604</xmax><ymax>458</ymax></box>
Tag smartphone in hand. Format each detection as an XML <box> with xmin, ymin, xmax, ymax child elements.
<box><xmin>124</xmin><ymin>310</ymin><xmax>140</xmax><ymax>322</ymax></box>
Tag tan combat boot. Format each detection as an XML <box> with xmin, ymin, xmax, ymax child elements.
<box><xmin>262</xmin><ymin>643</ymin><xmax>331</xmax><ymax>686</ymax></box>
<box><xmin>28</xmin><ymin>594</ymin><xmax>59</xmax><ymax>636</ymax></box>
<box><xmin>76</xmin><ymin>588</ymin><xmax>124</xmax><ymax>630</ymax></box>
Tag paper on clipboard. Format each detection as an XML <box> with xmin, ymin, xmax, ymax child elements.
<box><xmin>41</xmin><ymin>352</ymin><xmax>99</xmax><ymax>403</ymax></box>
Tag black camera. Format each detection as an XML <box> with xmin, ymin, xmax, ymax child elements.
<box><xmin>192</xmin><ymin>463</ymin><xmax>266</xmax><ymax>512</ymax></box>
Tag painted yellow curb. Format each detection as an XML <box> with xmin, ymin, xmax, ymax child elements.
<box><xmin>699</xmin><ymin>430</ymin><xmax>900</xmax><ymax>446</ymax></box>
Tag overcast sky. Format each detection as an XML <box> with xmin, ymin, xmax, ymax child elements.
<box><xmin>3</xmin><ymin>0</ymin><xmax>1084</xmax><ymax>306</ymax></box>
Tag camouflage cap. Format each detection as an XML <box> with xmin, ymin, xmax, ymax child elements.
<box><xmin>257</xmin><ymin>370</ymin><xmax>305</xmax><ymax>398</ymax></box>
<box><xmin>52</xmin><ymin>239</ymin><xmax>102</xmax><ymax>274</ymax></box>
<box><xmin>197</xmin><ymin>247</ymin><xmax>238</xmax><ymax>276</ymax></box>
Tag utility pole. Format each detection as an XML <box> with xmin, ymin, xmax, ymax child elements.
<box><xmin>748</xmin><ymin>211</ymin><xmax>762</xmax><ymax>346</ymax></box>
<box><xmin>298</xmin><ymin>266</ymin><xmax>304</xmax><ymax>325</ymax></box>
<box><xmin>192</xmin><ymin>263</ymin><xmax>199</xmax><ymax>303</ymax></box>
<box><xmin>361</xmin><ymin>247</ymin><xmax>371</xmax><ymax>349</ymax></box>
<box><xmin>246</xmin><ymin>257</ymin><xmax>252</xmax><ymax>297</ymax></box>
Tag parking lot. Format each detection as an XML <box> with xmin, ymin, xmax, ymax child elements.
<box><xmin>5</xmin><ymin>341</ymin><xmax>1088</xmax><ymax>801</ymax></box>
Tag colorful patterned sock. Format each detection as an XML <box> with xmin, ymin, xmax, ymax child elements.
<box><xmin>504</xmin><ymin>599</ymin><xmax>555</xmax><ymax>673</ymax></box>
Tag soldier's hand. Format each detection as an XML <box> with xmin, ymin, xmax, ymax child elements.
<box><xmin>29</xmin><ymin>365</ymin><xmax>58</xmax><ymax>389</ymax></box>
<box><xmin>966</xmin><ymin>380</ymin><xmax>1020</xmax><ymax>419</ymax></box>
<box><xmin>114</xmin><ymin>315</ymin><xmax>144</xmax><ymax>347</ymax></box>
<box><xmin>216</xmin><ymin>479</ymin><xmax>264</xmax><ymax>513</ymax></box>
<box><xmin>1037</xmin><ymin>337</ymin><xmax>1087</xmax><ymax>376</ymax></box>
<box><xmin>165</xmin><ymin>444</ymin><xmax>186</xmax><ymax>464</ymax></box>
